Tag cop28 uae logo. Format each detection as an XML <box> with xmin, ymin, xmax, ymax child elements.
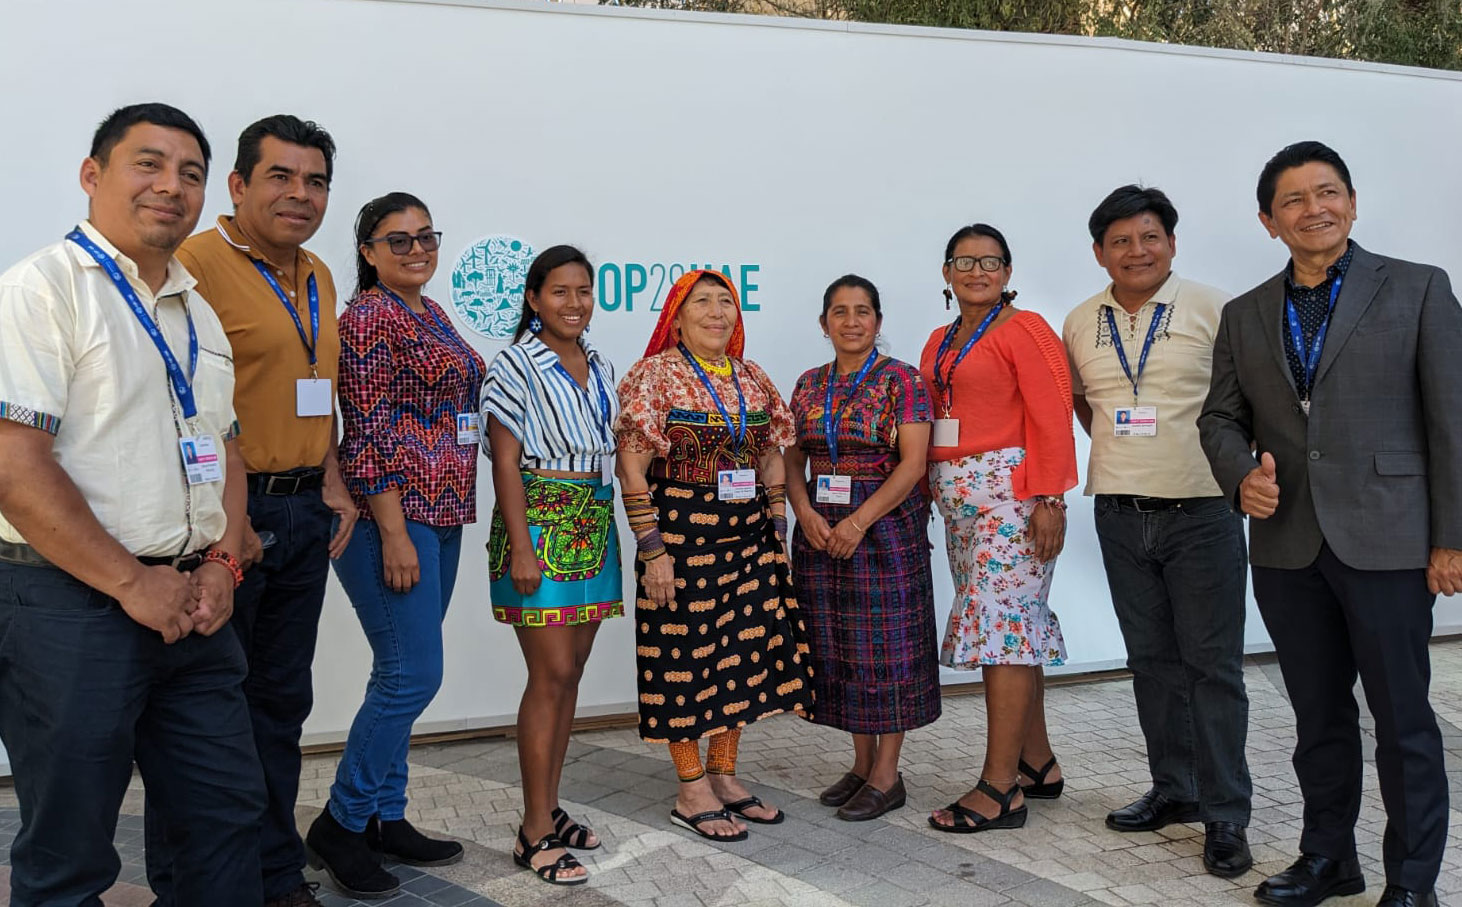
<box><xmin>450</xmin><ymin>235</ymin><xmax>535</xmax><ymax>340</ymax></box>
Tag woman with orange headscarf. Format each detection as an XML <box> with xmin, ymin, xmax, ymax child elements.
<box><xmin>615</xmin><ymin>269</ymin><xmax>814</xmax><ymax>842</ymax></box>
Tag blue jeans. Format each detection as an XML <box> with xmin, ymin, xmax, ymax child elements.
<box><xmin>328</xmin><ymin>519</ymin><xmax>462</xmax><ymax>831</ymax></box>
<box><xmin>1093</xmin><ymin>495</ymin><xmax>1252</xmax><ymax>825</ymax></box>
<box><xmin>0</xmin><ymin>562</ymin><xmax>265</xmax><ymax>907</ymax></box>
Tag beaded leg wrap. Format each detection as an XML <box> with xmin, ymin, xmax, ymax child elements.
<box><xmin>706</xmin><ymin>729</ymin><xmax>741</xmax><ymax>776</ymax></box>
<box><xmin>668</xmin><ymin>740</ymin><xmax>705</xmax><ymax>782</ymax></box>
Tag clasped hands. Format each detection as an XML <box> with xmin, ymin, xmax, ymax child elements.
<box><xmin>793</xmin><ymin>507</ymin><xmax>864</xmax><ymax>560</ymax></box>
<box><xmin>119</xmin><ymin>559</ymin><xmax>236</xmax><ymax>644</ymax></box>
<box><xmin>1240</xmin><ymin>451</ymin><xmax>1462</xmax><ymax>595</ymax></box>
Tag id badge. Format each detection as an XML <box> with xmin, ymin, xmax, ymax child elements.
<box><xmin>932</xmin><ymin>418</ymin><xmax>960</xmax><ymax>447</ymax></box>
<box><xmin>296</xmin><ymin>378</ymin><xmax>333</xmax><ymax>417</ymax></box>
<box><xmin>717</xmin><ymin>469</ymin><xmax>757</xmax><ymax>501</ymax></box>
<box><xmin>1114</xmin><ymin>406</ymin><xmax>1158</xmax><ymax>437</ymax></box>
<box><xmin>179</xmin><ymin>434</ymin><xmax>223</xmax><ymax>485</ymax></box>
<box><xmin>455</xmin><ymin>412</ymin><xmax>480</xmax><ymax>446</ymax></box>
<box><xmin>600</xmin><ymin>454</ymin><xmax>615</xmax><ymax>487</ymax></box>
<box><xmin>815</xmin><ymin>474</ymin><xmax>852</xmax><ymax>505</ymax></box>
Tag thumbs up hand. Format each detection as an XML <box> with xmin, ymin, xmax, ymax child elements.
<box><xmin>1240</xmin><ymin>451</ymin><xmax>1281</xmax><ymax>519</ymax></box>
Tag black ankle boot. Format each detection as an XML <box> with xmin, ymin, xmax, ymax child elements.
<box><xmin>305</xmin><ymin>809</ymin><xmax>401</xmax><ymax>900</ymax></box>
<box><xmin>367</xmin><ymin>815</ymin><xmax>465</xmax><ymax>866</ymax></box>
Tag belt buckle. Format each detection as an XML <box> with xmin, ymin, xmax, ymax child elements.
<box><xmin>1131</xmin><ymin>496</ymin><xmax>1161</xmax><ymax>513</ymax></box>
<box><xmin>265</xmin><ymin>474</ymin><xmax>299</xmax><ymax>495</ymax></box>
<box><xmin>173</xmin><ymin>552</ymin><xmax>206</xmax><ymax>572</ymax></box>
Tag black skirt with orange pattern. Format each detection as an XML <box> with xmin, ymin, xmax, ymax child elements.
<box><xmin>633</xmin><ymin>477</ymin><xmax>814</xmax><ymax>743</ymax></box>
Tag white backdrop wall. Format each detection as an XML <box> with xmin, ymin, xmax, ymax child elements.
<box><xmin>3</xmin><ymin>0</ymin><xmax>1462</xmax><ymax>766</ymax></box>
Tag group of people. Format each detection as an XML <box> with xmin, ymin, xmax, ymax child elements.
<box><xmin>0</xmin><ymin>101</ymin><xmax>1456</xmax><ymax>907</ymax></box>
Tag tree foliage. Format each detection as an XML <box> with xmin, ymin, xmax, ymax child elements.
<box><xmin>606</xmin><ymin>0</ymin><xmax>1462</xmax><ymax>70</ymax></box>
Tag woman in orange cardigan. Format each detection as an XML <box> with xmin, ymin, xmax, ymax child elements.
<box><xmin>920</xmin><ymin>223</ymin><xmax>1078</xmax><ymax>834</ymax></box>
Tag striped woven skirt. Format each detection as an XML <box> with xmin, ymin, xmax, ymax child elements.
<box><xmin>791</xmin><ymin>480</ymin><xmax>940</xmax><ymax>734</ymax></box>
<box><xmin>634</xmin><ymin>477</ymin><xmax>814</xmax><ymax>743</ymax></box>
<box><xmin>488</xmin><ymin>474</ymin><xmax>624</xmax><ymax>627</ymax></box>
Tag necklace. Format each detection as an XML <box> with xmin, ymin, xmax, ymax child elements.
<box><xmin>693</xmin><ymin>352</ymin><xmax>732</xmax><ymax>377</ymax></box>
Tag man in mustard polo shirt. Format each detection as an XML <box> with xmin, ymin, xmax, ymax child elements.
<box><xmin>147</xmin><ymin>114</ymin><xmax>358</xmax><ymax>907</ymax></box>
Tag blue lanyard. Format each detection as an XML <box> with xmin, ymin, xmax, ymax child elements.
<box><xmin>934</xmin><ymin>303</ymin><xmax>1004</xmax><ymax>414</ymax></box>
<box><xmin>1285</xmin><ymin>275</ymin><xmax>1344</xmax><ymax>398</ymax></box>
<box><xmin>67</xmin><ymin>227</ymin><xmax>199</xmax><ymax>419</ymax></box>
<box><xmin>252</xmin><ymin>259</ymin><xmax>319</xmax><ymax>373</ymax></box>
<box><xmin>1104</xmin><ymin>303</ymin><xmax>1167</xmax><ymax>403</ymax></box>
<box><xmin>679</xmin><ymin>343</ymin><xmax>747</xmax><ymax>452</ymax></box>
<box><xmin>822</xmin><ymin>348</ymin><xmax>880</xmax><ymax>470</ymax></box>
<box><xmin>551</xmin><ymin>356</ymin><xmax>616</xmax><ymax>448</ymax></box>
<box><xmin>378</xmin><ymin>285</ymin><xmax>482</xmax><ymax>389</ymax></box>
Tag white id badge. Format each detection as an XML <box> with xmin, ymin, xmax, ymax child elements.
<box><xmin>600</xmin><ymin>454</ymin><xmax>615</xmax><ymax>487</ymax></box>
<box><xmin>718</xmin><ymin>469</ymin><xmax>757</xmax><ymax>501</ymax></box>
<box><xmin>1114</xmin><ymin>406</ymin><xmax>1158</xmax><ymax>437</ymax></box>
<box><xmin>295</xmin><ymin>378</ymin><xmax>333</xmax><ymax>417</ymax></box>
<box><xmin>179</xmin><ymin>434</ymin><xmax>223</xmax><ymax>485</ymax></box>
<box><xmin>932</xmin><ymin>418</ymin><xmax>960</xmax><ymax>447</ymax></box>
<box><xmin>455</xmin><ymin>412</ymin><xmax>480</xmax><ymax>446</ymax></box>
<box><xmin>815</xmin><ymin>474</ymin><xmax>852</xmax><ymax>505</ymax></box>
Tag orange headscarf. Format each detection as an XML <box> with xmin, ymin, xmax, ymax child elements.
<box><xmin>642</xmin><ymin>269</ymin><xmax>746</xmax><ymax>359</ymax></box>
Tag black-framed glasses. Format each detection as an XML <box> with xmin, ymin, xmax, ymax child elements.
<box><xmin>364</xmin><ymin>231</ymin><xmax>442</xmax><ymax>255</ymax></box>
<box><xmin>947</xmin><ymin>255</ymin><xmax>1007</xmax><ymax>273</ymax></box>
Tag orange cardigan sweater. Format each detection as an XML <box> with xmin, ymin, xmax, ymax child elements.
<box><xmin>918</xmin><ymin>309</ymin><xmax>1078</xmax><ymax>499</ymax></box>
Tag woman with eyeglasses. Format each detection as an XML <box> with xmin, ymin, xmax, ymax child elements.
<box><xmin>783</xmin><ymin>275</ymin><xmax>939</xmax><ymax>822</ymax></box>
<box><xmin>482</xmin><ymin>245</ymin><xmax>622</xmax><ymax>886</ymax></box>
<box><xmin>920</xmin><ymin>224</ymin><xmax>1077</xmax><ymax>835</ymax></box>
<box><xmin>306</xmin><ymin>193</ymin><xmax>485</xmax><ymax>898</ymax></box>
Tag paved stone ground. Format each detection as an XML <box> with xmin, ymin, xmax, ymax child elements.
<box><xmin>5</xmin><ymin>639</ymin><xmax>1462</xmax><ymax>906</ymax></box>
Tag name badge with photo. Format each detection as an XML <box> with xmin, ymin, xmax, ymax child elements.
<box><xmin>455</xmin><ymin>412</ymin><xmax>481</xmax><ymax>446</ymax></box>
<box><xmin>296</xmin><ymin>378</ymin><xmax>334</xmax><ymax>417</ymax></box>
<box><xmin>815</xmin><ymin>474</ymin><xmax>852</xmax><ymax>505</ymax></box>
<box><xmin>179</xmin><ymin>434</ymin><xmax>223</xmax><ymax>485</ymax></box>
<box><xmin>717</xmin><ymin>469</ymin><xmax>757</xmax><ymax>501</ymax></box>
<box><xmin>1114</xmin><ymin>406</ymin><xmax>1158</xmax><ymax>437</ymax></box>
<box><xmin>932</xmin><ymin>418</ymin><xmax>960</xmax><ymax>447</ymax></box>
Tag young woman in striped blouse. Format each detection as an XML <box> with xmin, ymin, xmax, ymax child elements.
<box><xmin>481</xmin><ymin>245</ymin><xmax>622</xmax><ymax>886</ymax></box>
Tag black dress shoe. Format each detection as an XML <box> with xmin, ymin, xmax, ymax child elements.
<box><xmin>1376</xmin><ymin>885</ymin><xmax>1437</xmax><ymax>907</ymax></box>
<box><xmin>1253</xmin><ymin>853</ymin><xmax>1364</xmax><ymax>906</ymax></box>
<box><xmin>1202</xmin><ymin>822</ymin><xmax>1252</xmax><ymax>878</ymax></box>
<box><xmin>1105</xmin><ymin>789</ymin><xmax>1200</xmax><ymax>832</ymax></box>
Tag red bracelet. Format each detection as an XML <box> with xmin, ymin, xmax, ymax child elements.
<box><xmin>204</xmin><ymin>548</ymin><xmax>244</xmax><ymax>588</ymax></box>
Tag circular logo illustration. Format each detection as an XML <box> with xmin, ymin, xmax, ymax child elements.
<box><xmin>450</xmin><ymin>234</ymin><xmax>535</xmax><ymax>340</ymax></box>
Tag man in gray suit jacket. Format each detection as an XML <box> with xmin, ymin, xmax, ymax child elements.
<box><xmin>1200</xmin><ymin>141</ymin><xmax>1462</xmax><ymax>907</ymax></box>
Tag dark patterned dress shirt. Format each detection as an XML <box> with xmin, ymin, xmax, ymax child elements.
<box><xmin>1283</xmin><ymin>241</ymin><xmax>1354</xmax><ymax>399</ymax></box>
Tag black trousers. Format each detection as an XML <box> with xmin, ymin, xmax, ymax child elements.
<box><xmin>1252</xmin><ymin>542</ymin><xmax>1447</xmax><ymax>891</ymax></box>
<box><xmin>0</xmin><ymin>562</ymin><xmax>265</xmax><ymax>907</ymax></box>
<box><xmin>146</xmin><ymin>487</ymin><xmax>333</xmax><ymax>902</ymax></box>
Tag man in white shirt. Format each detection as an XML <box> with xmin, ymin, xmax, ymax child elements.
<box><xmin>1062</xmin><ymin>185</ymin><xmax>1251</xmax><ymax>878</ymax></box>
<box><xmin>0</xmin><ymin>104</ymin><xmax>264</xmax><ymax>906</ymax></box>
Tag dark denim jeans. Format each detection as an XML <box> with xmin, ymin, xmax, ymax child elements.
<box><xmin>1093</xmin><ymin>495</ymin><xmax>1253</xmax><ymax>824</ymax></box>
<box><xmin>327</xmin><ymin>520</ymin><xmax>462</xmax><ymax>831</ymax></box>
<box><xmin>146</xmin><ymin>487</ymin><xmax>333</xmax><ymax>902</ymax></box>
<box><xmin>0</xmin><ymin>562</ymin><xmax>265</xmax><ymax>907</ymax></box>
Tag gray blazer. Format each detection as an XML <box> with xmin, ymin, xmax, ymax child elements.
<box><xmin>1199</xmin><ymin>243</ymin><xmax>1462</xmax><ymax>570</ymax></box>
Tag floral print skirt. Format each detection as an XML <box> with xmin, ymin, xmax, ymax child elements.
<box><xmin>930</xmin><ymin>447</ymin><xmax>1066</xmax><ymax>668</ymax></box>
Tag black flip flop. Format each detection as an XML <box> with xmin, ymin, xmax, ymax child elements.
<box><xmin>723</xmin><ymin>795</ymin><xmax>785</xmax><ymax>825</ymax></box>
<box><xmin>670</xmin><ymin>807</ymin><xmax>749</xmax><ymax>841</ymax></box>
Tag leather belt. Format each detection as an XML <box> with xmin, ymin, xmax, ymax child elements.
<box><xmin>0</xmin><ymin>539</ymin><xmax>205</xmax><ymax>571</ymax></box>
<box><xmin>248</xmin><ymin>467</ymin><xmax>325</xmax><ymax>496</ymax></box>
<box><xmin>1100</xmin><ymin>494</ymin><xmax>1218</xmax><ymax>513</ymax></box>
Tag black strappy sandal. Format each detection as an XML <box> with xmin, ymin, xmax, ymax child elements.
<box><xmin>928</xmin><ymin>779</ymin><xmax>1028</xmax><ymax>833</ymax></box>
<box><xmin>551</xmin><ymin>806</ymin><xmax>602</xmax><ymax>850</ymax></box>
<box><xmin>1018</xmin><ymin>756</ymin><xmax>1065</xmax><ymax>799</ymax></box>
<box><xmin>513</xmin><ymin>827</ymin><xmax>587</xmax><ymax>886</ymax></box>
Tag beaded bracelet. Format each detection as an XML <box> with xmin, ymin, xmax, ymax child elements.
<box><xmin>203</xmin><ymin>548</ymin><xmax>244</xmax><ymax>589</ymax></box>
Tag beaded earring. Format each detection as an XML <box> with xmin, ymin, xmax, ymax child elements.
<box><xmin>529</xmin><ymin>314</ymin><xmax>543</xmax><ymax>334</ymax></box>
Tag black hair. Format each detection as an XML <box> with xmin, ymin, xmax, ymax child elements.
<box><xmin>515</xmin><ymin>245</ymin><xmax>595</xmax><ymax>341</ymax></box>
<box><xmin>1088</xmin><ymin>185</ymin><xmax>1179</xmax><ymax>245</ymax></box>
<box><xmin>943</xmin><ymin>223</ymin><xmax>1017</xmax><ymax>304</ymax></box>
<box><xmin>821</xmin><ymin>274</ymin><xmax>882</xmax><ymax>319</ymax></box>
<box><xmin>90</xmin><ymin>103</ymin><xmax>211</xmax><ymax>171</ymax></box>
<box><xmin>353</xmin><ymin>192</ymin><xmax>431</xmax><ymax>297</ymax></box>
<box><xmin>1256</xmin><ymin>141</ymin><xmax>1354</xmax><ymax>216</ymax></box>
<box><xmin>234</xmin><ymin>114</ymin><xmax>337</xmax><ymax>185</ymax></box>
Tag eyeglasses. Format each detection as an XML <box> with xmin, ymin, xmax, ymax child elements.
<box><xmin>947</xmin><ymin>255</ymin><xmax>1007</xmax><ymax>273</ymax></box>
<box><xmin>364</xmin><ymin>231</ymin><xmax>442</xmax><ymax>255</ymax></box>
